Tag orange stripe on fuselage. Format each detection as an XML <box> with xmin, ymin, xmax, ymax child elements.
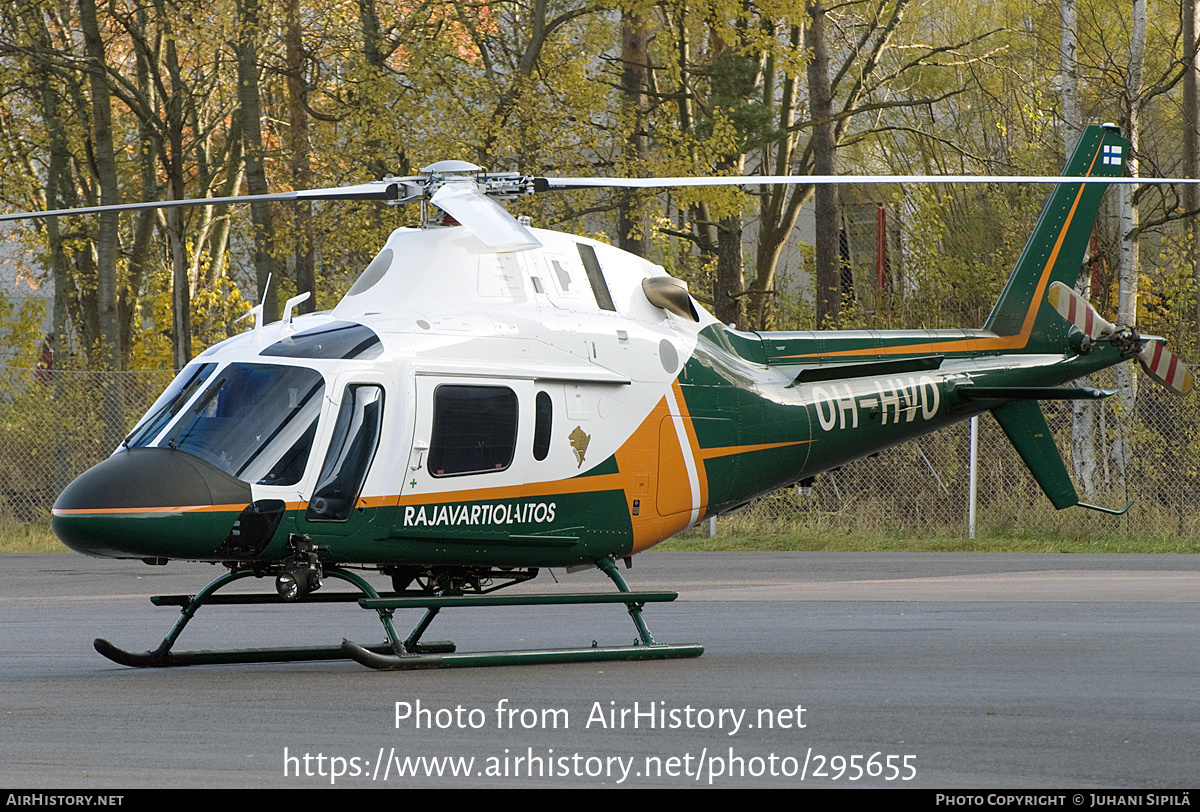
<box><xmin>698</xmin><ymin>440</ymin><xmax>810</xmax><ymax>460</ymax></box>
<box><xmin>52</xmin><ymin>502</ymin><xmax>251</xmax><ymax>517</ymax></box>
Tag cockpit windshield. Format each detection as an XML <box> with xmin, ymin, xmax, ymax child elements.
<box><xmin>155</xmin><ymin>363</ymin><xmax>325</xmax><ymax>486</ymax></box>
<box><xmin>124</xmin><ymin>362</ymin><xmax>218</xmax><ymax>449</ymax></box>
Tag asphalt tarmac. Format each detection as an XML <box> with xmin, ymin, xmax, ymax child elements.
<box><xmin>1</xmin><ymin>551</ymin><xmax>1197</xmax><ymax>789</ymax></box>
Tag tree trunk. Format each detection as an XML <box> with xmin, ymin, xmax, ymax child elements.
<box><xmin>78</xmin><ymin>0</ymin><xmax>127</xmax><ymax>456</ymax></box>
<box><xmin>236</xmin><ymin>0</ymin><xmax>278</xmax><ymax>322</ymax></box>
<box><xmin>1112</xmin><ymin>0</ymin><xmax>1146</xmax><ymax>483</ymax></box>
<box><xmin>1060</xmin><ymin>0</ymin><xmax>1080</xmax><ymax>157</ymax></box>
<box><xmin>1061</xmin><ymin>0</ymin><xmax>1098</xmax><ymax>497</ymax></box>
<box><xmin>162</xmin><ymin>7</ymin><xmax>192</xmax><ymax>366</ymax></box>
<box><xmin>618</xmin><ymin>9</ymin><xmax>650</xmax><ymax>257</ymax></box>
<box><xmin>715</xmin><ymin>213</ymin><xmax>745</xmax><ymax>327</ymax></box>
<box><xmin>78</xmin><ymin>0</ymin><xmax>121</xmax><ymax>371</ymax></box>
<box><xmin>286</xmin><ymin>0</ymin><xmax>315</xmax><ymax>313</ymax></box>
<box><xmin>1185</xmin><ymin>0</ymin><xmax>1200</xmax><ymax>332</ymax></box>
<box><xmin>807</xmin><ymin>0</ymin><xmax>840</xmax><ymax>328</ymax></box>
<box><xmin>749</xmin><ymin>24</ymin><xmax>806</xmax><ymax>331</ymax></box>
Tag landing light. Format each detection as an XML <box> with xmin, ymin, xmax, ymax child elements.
<box><xmin>276</xmin><ymin>564</ymin><xmax>322</xmax><ymax>601</ymax></box>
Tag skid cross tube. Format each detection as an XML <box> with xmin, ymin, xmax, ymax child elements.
<box><xmin>341</xmin><ymin>556</ymin><xmax>702</xmax><ymax>670</ymax></box>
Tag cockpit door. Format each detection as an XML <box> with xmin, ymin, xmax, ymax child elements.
<box><xmin>295</xmin><ymin>381</ymin><xmax>386</xmax><ymax>538</ymax></box>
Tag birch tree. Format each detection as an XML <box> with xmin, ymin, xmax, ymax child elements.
<box><xmin>1112</xmin><ymin>0</ymin><xmax>1146</xmax><ymax>483</ymax></box>
<box><xmin>1185</xmin><ymin>0</ymin><xmax>1200</xmax><ymax>332</ymax></box>
<box><xmin>1062</xmin><ymin>0</ymin><xmax>1100</xmax><ymax>498</ymax></box>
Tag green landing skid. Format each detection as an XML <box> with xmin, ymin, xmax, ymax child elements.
<box><xmin>92</xmin><ymin>559</ymin><xmax>702</xmax><ymax>670</ymax></box>
<box><xmin>340</xmin><ymin>640</ymin><xmax>704</xmax><ymax>671</ymax></box>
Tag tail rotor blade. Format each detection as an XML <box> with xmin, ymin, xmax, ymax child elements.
<box><xmin>1136</xmin><ymin>340</ymin><xmax>1195</xmax><ymax>395</ymax></box>
<box><xmin>1047</xmin><ymin>281</ymin><xmax>1116</xmax><ymax>339</ymax></box>
<box><xmin>1047</xmin><ymin>282</ymin><xmax>1194</xmax><ymax>394</ymax></box>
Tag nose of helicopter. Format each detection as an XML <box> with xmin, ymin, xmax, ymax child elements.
<box><xmin>52</xmin><ymin>447</ymin><xmax>256</xmax><ymax>560</ymax></box>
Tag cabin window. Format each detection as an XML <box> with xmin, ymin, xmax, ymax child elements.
<box><xmin>306</xmin><ymin>385</ymin><xmax>384</xmax><ymax>522</ymax></box>
<box><xmin>428</xmin><ymin>385</ymin><xmax>517</xmax><ymax>476</ymax></box>
<box><xmin>533</xmin><ymin>391</ymin><xmax>552</xmax><ymax>461</ymax></box>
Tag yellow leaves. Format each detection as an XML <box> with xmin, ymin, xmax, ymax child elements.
<box><xmin>0</xmin><ymin>295</ymin><xmax>45</xmax><ymax>366</ymax></box>
<box><xmin>126</xmin><ymin>274</ymin><xmax>174</xmax><ymax>373</ymax></box>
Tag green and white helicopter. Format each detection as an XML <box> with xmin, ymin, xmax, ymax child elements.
<box><xmin>5</xmin><ymin>123</ymin><xmax>1193</xmax><ymax>669</ymax></box>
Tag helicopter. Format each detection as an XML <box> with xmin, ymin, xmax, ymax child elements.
<box><xmin>3</xmin><ymin>122</ymin><xmax>1194</xmax><ymax>670</ymax></box>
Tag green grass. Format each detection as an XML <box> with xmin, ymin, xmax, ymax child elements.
<box><xmin>0</xmin><ymin>519</ymin><xmax>65</xmax><ymax>553</ymax></box>
<box><xmin>660</xmin><ymin>508</ymin><xmax>1200</xmax><ymax>553</ymax></box>
<box><xmin>657</xmin><ymin>529</ymin><xmax>1197</xmax><ymax>554</ymax></box>
<box><xmin>656</xmin><ymin>489</ymin><xmax>1200</xmax><ymax>554</ymax></box>
<box><xmin>3</xmin><ymin>507</ymin><xmax>1196</xmax><ymax>555</ymax></box>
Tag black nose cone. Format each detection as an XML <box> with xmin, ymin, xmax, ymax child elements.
<box><xmin>53</xmin><ymin>448</ymin><xmax>254</xmax><ymax>559</ymax></box>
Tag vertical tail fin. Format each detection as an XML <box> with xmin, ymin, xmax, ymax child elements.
<box><xmin>990</xmin><ymin>401</ymin><xmax>1077</xmax><ymax>509</ymax></box>
<box><xmin>983</xmin><ymin>124</ymin><xmax>1130</xmax><ymax>350</ymax></box>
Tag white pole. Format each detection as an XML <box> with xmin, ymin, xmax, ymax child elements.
<box><xmin>968</xmin><ymin>415</ymin><xmax>979</xmax><ymax>538</ymax></box>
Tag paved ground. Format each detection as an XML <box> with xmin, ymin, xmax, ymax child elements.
<box><xmin>0</xmin><ymin>551</ymin><xmax>1197</xmax><ymax>788</ymax></box>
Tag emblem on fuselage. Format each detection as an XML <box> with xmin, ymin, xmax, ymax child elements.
<box><xmin>569</xmin><ymin>426</ymin><xmax>590</xmax><ymax>468</ymax></box>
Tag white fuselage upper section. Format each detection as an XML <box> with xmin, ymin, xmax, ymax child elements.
<box><xmin>182</xmin><ymin>223</ymin><xmax>715</xmax><ymax>513</ymax></box>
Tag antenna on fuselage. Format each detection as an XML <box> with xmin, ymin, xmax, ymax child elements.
<box><xmin>235</xmin><ymin>273</ymin><xmax>272</xmax><ymax>337</ymax></box>
<box><xmin>282</xmin><ymin>291</ymin><xmax>312</xmax><ymax>330</ymax></box>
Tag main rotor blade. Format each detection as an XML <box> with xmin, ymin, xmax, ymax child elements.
<box><xmin>538</xmin><ymin>175</ymin><xmax>1200</xmax><ymax>189</ymax></box>
<box><xmin>1047</xmin><ymin>281</ymin><xmax>1116</xmax><ymax>339</ymax></box>
<box><xmin>429</xmin><ymin>183</ymin><xmax>541</xmax><ymax>252</ymax></box>
<box><xmin>0</xmin><ymin>180</ymin><xmax>410</xmax><ymax>223</ymax></box>
<box><xmin>1136</xmin><ymin>340</ymin><xmax>1195</xmax><ymax>395</ymax></box>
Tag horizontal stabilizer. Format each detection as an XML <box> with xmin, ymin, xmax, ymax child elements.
<box><xmin>990</xmin><ymin>401</ymin><xmax>1078</xmax><ymax>510</ymax></box>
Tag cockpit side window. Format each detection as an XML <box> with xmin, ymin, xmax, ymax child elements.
<box><xmin>306</xmin><ymin>385</ymin><xmax>384</xmax><ymax>521</ymax></box>
<box><xmin>533</xmin><ymin>391</ymin><xmax>552</xmax><ymax>461</ymax></box>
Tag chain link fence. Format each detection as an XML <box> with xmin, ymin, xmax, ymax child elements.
<box><xmin>718</xmin><ymin>369</ymin><xmax>1200</xmax><ymax>541</ymax></box>
<box><xmin>0</xmin><ymin>364</ymin><xmax>1195</xmax><ymax>541</ymax></box>
<box><xmin>0</xmin><ymin>366</ymin><xmax>175</xmax><ymax>522</ymax></box>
